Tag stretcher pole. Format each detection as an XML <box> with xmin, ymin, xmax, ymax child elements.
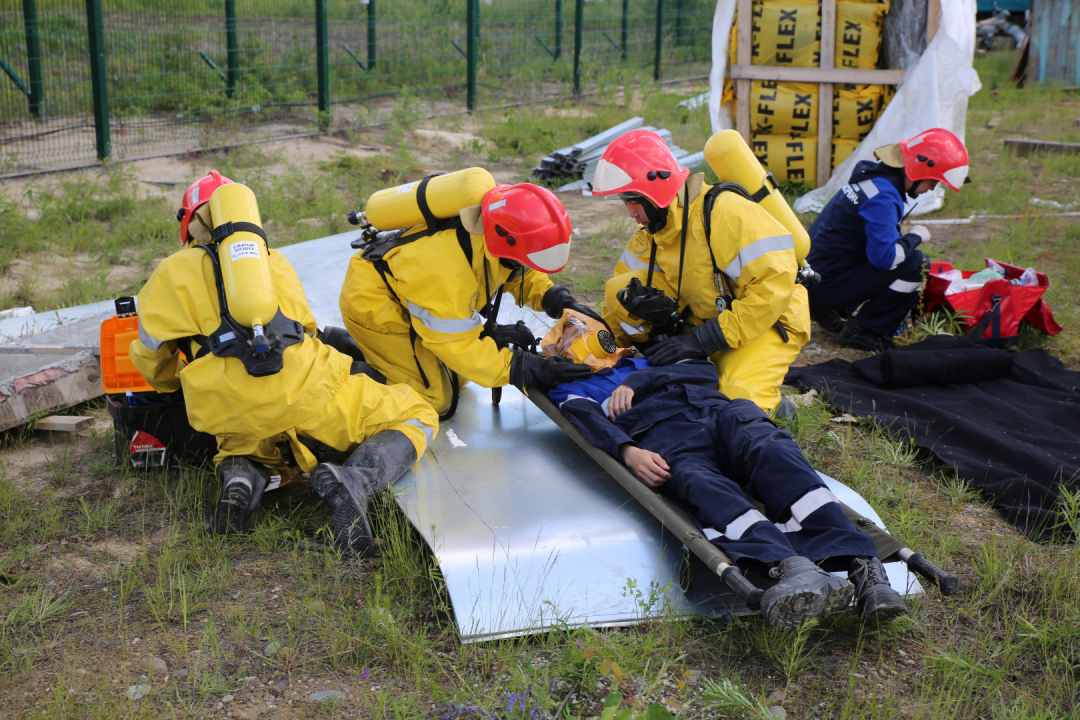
<box><xmin>529</xmin><ymin>389</ymin><xmax>765</xmax><ymax>610</ymax></box>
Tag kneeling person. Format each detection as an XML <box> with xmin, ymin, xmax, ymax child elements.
<box><xmin>549</xmin><ymin>357</ymin><xmax>907</xmax><ymax>629</ymax></box>
<box><xmin>130</xmin><ymin>171</ymin><xmax>438</xmax><ymax>555</ymax></box>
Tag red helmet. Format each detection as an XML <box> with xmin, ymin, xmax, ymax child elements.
<box><xmin>901</xmin><ymin>128</ymin><xmax>969</xmax><ymax>191</ymax></box>
<box><xmin>590</xmin><ymin>129</ymin><xmax>690</xmax><ymax>209</ymax></box>
<box><xmin>177</xmin><ymin>170</ymin><xmax>233</xmax><ymax>245</ymax></box>
<box><xmin>481</xmin><ymin>183</ymin><xmax>572</xmax><ymax>274</ymax></box>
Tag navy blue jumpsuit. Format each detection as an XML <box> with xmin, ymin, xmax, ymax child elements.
<box><xmin>807</xmin><ymin>161</ymin><xmax>928</xmax><ymax>337</ymax></box>
<box><xmin>549</xmin><ymin>358</ymin><xmax>876</xmax><ymax>572</ymax></box>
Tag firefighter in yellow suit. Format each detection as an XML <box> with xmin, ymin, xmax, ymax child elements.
<box><xmin>129</xmin><ymin>171</ymin><xmax>437</xmax><ymax>556</ymax></box>
<box><xmin>592</xmin><ymin>130</ymin><xmax>810</xmax><ymax>416</ymax></box>
<box><xmin>339</xmin><ymin>182</ymin><xmax>596</xmax><ymax>418</ymax></box>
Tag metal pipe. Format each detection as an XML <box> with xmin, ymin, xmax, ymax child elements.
<box><xmin>466</xmin><ymin>0</ymin><xmax>477</xmax><ymax>111</ymax></box>
<box><xmin>85</xmin><ymin>0</ymin><xmax>110</xmax><ymax>161</ymax></box>
<box><xmin>225</xmin><ymin>0</ymin><xmax>238</xmax><ymax>98</ymax></box>
<box><xmin>654</xmin><ymin>0</ymin><xmax>665</xmax><ymax>82</ymax></box>
<box><xmin>573</xmin><ymin>0</ymin><xmax>584</xmax><ymax>95</ymax></box>
<box><xmin>23</xmin><ymin>0</ymin><xmax>42</xmax><ymax>117</ymax></box>
<box><xmin>315</xmin><ymin>0</ymin><xmax>329</xmax><ymax>114</ymax></box>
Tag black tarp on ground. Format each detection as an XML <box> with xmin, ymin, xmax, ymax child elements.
<box><xmin>785</xmin><ymin>336</ymin><xmax>1080</xmax><ymax>541</ymax></box>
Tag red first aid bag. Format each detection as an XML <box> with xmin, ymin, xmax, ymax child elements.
<box><xmin>924</xmin><ymin>258</ymin><xmax>1062</xmax><ymax>347</ymax></box>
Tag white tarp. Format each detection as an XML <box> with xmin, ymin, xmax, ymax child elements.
<box><xmin>708</xmin><ymin>0</ymin><xmax>981</xmax><ymax>216</ymax></box>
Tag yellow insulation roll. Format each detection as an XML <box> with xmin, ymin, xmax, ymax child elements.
<box><xmin>835</xmin><ymin>1</ymin><xmax>889</xmax><ymax>70</ymax></box>
<box><xmin>365</xmin><ymin>167</ymin><xmax>495</xmax><ymax>231</ymax></box>
<box><xmin>748</xmin><ymin>134</ymin><xmax>818</xmax><ymax>187</ymax></box>
<box><xmin>208</xmin><ymin>183</ymin><xmax>277</xmax><ymax>331</ymax></box>
<box><xmin>751</xmin><ymin>0</ymin><xmax>821</xmax><ymax>68</ymax></box>
<box><xmin>831</xmin><ymin>138</ymin><xmax>861</xmax><ymax>171</ymax></box>
<box><xmin>833</xmin><ymin>83</ymin><xmax>885</xmax><ymax>140</ymax></box>
<box><xmin>750</xmin><ymin>81</ymin><xmax>819</xmax><ymax>137</ymax></box>
<box><xmin>704</xmin><ymin>130</ymin><xmax>811</xmax><ymax>264</ymax></box>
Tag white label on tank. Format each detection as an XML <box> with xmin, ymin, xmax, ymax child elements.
<box><xmin>218</xmin><ymin>331</ymin><xmax>236</xmax><ymax>343</ymax></box>
<box><xmin>229</xmin><ymin>240</ymin><xmax>261</xmax><ymax>262</ymax></box>
<box><xmin>397</xmin><ymin>182</ymin><xmax>415</xmax><ymax>194</ymax></box>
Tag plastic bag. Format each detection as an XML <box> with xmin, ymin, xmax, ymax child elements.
<box><xmin>541</xmin><ymin>310</ymin><xmax>632</xmax><ymax>371</ymax></box>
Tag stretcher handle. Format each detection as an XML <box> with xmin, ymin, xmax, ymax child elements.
<box><xmin>720</xmin><ymin>565</ymin><xmax>764</xmax><ymax>611</ymax></box>
<box><xmin>899</xmin><ymin>548</ymin><xmax>960</xmax><ymax>596</ymax></box>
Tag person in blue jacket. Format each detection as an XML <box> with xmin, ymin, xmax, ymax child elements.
<box><xmin>548</xmin><ymin>356</ymin><xmax>908</xmax><ymax>630</ymax></box>
<box><xmin>807</xmin><ymin>129</ymin><xmax>970</xmax><ymax>351</ymax></box>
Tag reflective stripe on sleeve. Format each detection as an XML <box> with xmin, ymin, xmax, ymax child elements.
<box><xmin>618</xmin><ymin>248</ymin><xmax>664</xmax><ymax>274</ymax></box>
<box><xmin>723</xmin><ymin>508</ymin><xmax>768</xmax><ymax>540</ymax></box>
<box><xmin>888</xmin><ymin>278</ymin><xmax>922</xmax><ymax>294</ymax></box>
<box><xmin>723</xmin><ymin>234</ymin><xmax>795</xmax><ymax>279</ymax></box>
<box><xmin>406</xmin><ymin>300</ymin><xmax>484</xmax><ymax>334</ymax></box>
<box><xmin>857</xmin><ymin>179</ymin><xmax>880</xmax><ymax>199</ymax></box>
<box><xmin>403</xmin><ymin>418</ymin><xmax>435</xmax><ymax>446</ymax></box>
<box><xmin>891</xmin><ymin>243</ymin><xmax>906</xmax><ymax>270</ymax></box>
<box><xmin>138</xmin><ymin>322</ymin><xmax>165</xmax><ymax>352</ymax></box>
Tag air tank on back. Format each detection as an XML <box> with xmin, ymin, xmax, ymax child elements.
<box><xmin>703</xmin><ymin>130</ymin><xmax>811</xmax><ymax>264</ymax></box>
<box><xmin>364</xmin><ymin>167</ymin><xmax>496</xmax><ymax>231</ymax></box>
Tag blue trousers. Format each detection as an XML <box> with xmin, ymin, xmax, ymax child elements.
<box><xmin>637</xmin><ymin>399</ymin><xmax>876</xmax><ymax>571</ymax></box>
<box><xmin>808</xmin><ymin>249</ymin><xmax>927</xmax><ymax>337</ymax></box>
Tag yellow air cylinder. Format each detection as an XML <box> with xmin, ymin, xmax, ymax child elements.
<box><xmin>364</xmin><ymin>167</ymin><xmax>496</xmax><ymax>231</ymax></box>
<box><xmin>208</xmin><ymin>183</ymin><xmax>278</xmax><ymax>333</ymax></box>
<box><xmin>703</xmin><ymin>130</ymin><xmax>811</xmax><ymax>265</ymax></box>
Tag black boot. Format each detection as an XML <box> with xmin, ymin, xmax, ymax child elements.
<box><xmin>211</xmin><ymin>456</ymin><xmax>270</xmax><ymax>535</ymax></box>
<box><xmin>309</xmin><ymin>430</ymin><xmax>418</xmax><ymax>558</ymax></box>
<box><xmin>837</xmin><ymin>318</ymin><xmax>894</xmax><ymax>353</ymax></box>
<box><xmin>760</xmin><ymin>556</ymin><xmax>854</xmax><ymax>631</ymax></box>
<box><xmin>848</xmin><ymin>556</ymin><xmax>908</xmax><ymax>624</ymax></box>
<box><xmin>810</xmin><ymin>307</ymin><xmax>844</xmax><ymax>334</ymax></box>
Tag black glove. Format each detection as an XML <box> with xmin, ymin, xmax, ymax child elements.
<box><xmin>616</xmin><ymin>277</ymin><xmax>679</xmax><ymax>334</ymax></box>
<box><xmin>542</xmin><ymin>285</ymin><xmax>608</xmax><ymax>329</ymax></box>
<box><xmin>645</xmin><ymin>319</ymin><xmax>729</xmax><ymax>366</ymax></box>
<box><xmin>481</xmin><ymin>321</ymin><xmax>537</xmax><ymax>351</ymax></box>
<box><xmin>509</xmin><ymin>349</ymin><xmax>594</xmax><ymax>389</ymax></box>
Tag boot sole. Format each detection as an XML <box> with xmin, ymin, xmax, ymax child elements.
<box><xmin>311</xmin><ymin>464</ymin><xmax>375</xmax><ymax>558</ymax></box>
<box><xmin>821</xmin><ymin>578</ymin><xmax>855</xmax><ymax>616</ymax></box>
<box><xmin>763</xmin><ymin>590</ymin><xmax>826</xmax><ymax>632</ymax></box>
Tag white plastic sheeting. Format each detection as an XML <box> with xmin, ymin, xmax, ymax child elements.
<box><xmin>708</xmin><ymin>0</ymin><xmax>981</xmax><ymax>216</ymax></box>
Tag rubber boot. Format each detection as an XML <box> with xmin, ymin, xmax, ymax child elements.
<box><xmin>837</xmin><ymin>318</ymin><xmax>894</xmax><ymax>353</ymax></box>
<box><xmin>848</xmin><ymin>556</ymin><xmax>908</xmax><ymax>624</ymax></box>
<box><xmin>211</xmin><ymin>456</ymin><xmax>270</xmax><ymax>535</ymax></box>
<box><xmin>760</xmin><ymin>556</ymin><xmax>854</xmax><ymax>631</ymax></box>
<box><xmin>308</xmin><ymin>430</ymin><xmax>418</xmax><ymax>558</ymax></box>
<box><xmin>810</xmin><ymin>307</ymin><xmax>844</xmax><ymax>334</ymax></box>
<box><xmin>320</xmin><ymin>326</ymin><xmax>367</xmax><ymax>363</ymax></box>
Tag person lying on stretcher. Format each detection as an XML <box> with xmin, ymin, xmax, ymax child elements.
<box><xmin>548</xmin><ymin>357</ymin><xmax>909</xmax><ymax>630</ymax></box>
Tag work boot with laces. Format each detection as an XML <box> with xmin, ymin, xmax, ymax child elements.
<box><xmin>211</xmin><ymin>456</ymin><xmax>270</xmax><ymax>535</ymax></box>
<box><xmin>849</xmin><ymin>556</ymin><xmax>908</xmax><ymax>624</ymax></box>
<box><xmin>760</xmin><ymin>556</ymin><xmax>854</xmax><ymax>631</ymax></box>
<box><xmin>309</xmin><ymin>430</ymin><xmax>418</xmax><ymax>558</ymax></box>
<box><xmin>810</xmin><ymin>307</ymin><xmax>844</xmax><ymax>334</ymax></box>
<box><xmin>837</xmin><ymin>318</ymin><xmax>894</xmax><ymax>353</ymax></box>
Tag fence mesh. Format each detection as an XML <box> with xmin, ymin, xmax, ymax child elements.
<box><xmin>1</xmin><ymin>0</ymin><xmax>714</xmax><ymax>175</ymax></box>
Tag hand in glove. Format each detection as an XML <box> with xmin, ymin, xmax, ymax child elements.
<box><xmin>510</xmin><ymin>348</ymin><xmax>594</xmax><ymax>389</ymax></box>
<box><xmin>542</xmin><ymin>285</ymin><xmax>609</xmax><ymax>329</ymax></box>
<box><xmin>645</xmin><ymin>319</ymin><xmax>729</xmax><ymax>366</ymax></box>
<box><xmin>616</xmin><ymin>277</ymin><xmax>679</xmax><ymax>334</ymax></box>
<box><xmin>481</xmin><ymin>320</ymin><xmax>537</xmax><ymax>350</ymax></box>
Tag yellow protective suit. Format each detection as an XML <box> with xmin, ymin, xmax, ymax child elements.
<box><xmin>129</xmin><ymin>246</ymin><xmax>438</xmax><ymax>475</ymax></box>
<box><xmin>339</xmin><ymin>224</ymin><xmax>554</xmax><ymax>415</ymax></box>
<box><xmin>602</xmin><ymin>174</ymin><xmax>810</xmax><ymax>414</ymax></box>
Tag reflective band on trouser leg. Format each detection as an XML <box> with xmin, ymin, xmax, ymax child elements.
<box><xmin>888</xmin><ymin>278</ymin><xmax>921</xmax><ymax>293</ymax></box>
<box><xmin>774</xmin><ymin>486</ymin><xmax>840</xmax><ymax>533</ymax></box>
<box><xmin>777</xmin><ymin>488</ymin><xmax>878</xmax><ymax>563</ymax></box>
<box><xmin>723</xmin><ymin>508</ymin><xmax>769</xmax><ymax>540</ymax></box>
<box><xmin>722</xmin><ymin>234</ymin><xmax>795</xmax><ymax>280</ymax></box>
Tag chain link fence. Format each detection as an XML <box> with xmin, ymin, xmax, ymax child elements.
<box><xmin>1</xmin><ymin>0</ymin><xmax>714</xmax><ymax>176</ymax></box>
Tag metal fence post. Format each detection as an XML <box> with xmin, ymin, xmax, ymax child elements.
<box><xmin>573</xmin><ymin>0</ymin><xmax>583</xmax><ymax>95</ymax></box>
<box><xmin>555</xmin><ymin>0</ymin><xmax>562</xmax><ymax>60</ymax></box>
<box><xmin>674</xmin><ymin>0</ymin><xmax>682</xmax><ymax>47</ymax></box>
<box><xmin>315</xmin><ymin>0</ymin><xmax>329</xmax><ymax>115</ymax></box>
<box><xmin>22</xmin><ymin>0</ymin><xmax>43</xmax><ymax>117</ymax></box>
<box><xmin>653</xmin><ymin>0</ymin><xmax>664</xmax><ymax>82</ymax></box>
<box><xmin>225</xmin><ymin>0</ymin><xmax>238</xmax><ymax>98</ymax></box>
<box><xmin>466</xmin><ymin>0</ymin><xmax>477</xmax><ymax>111</ymax></box>
<box><xmin>620</xmin><ymin>0</ymin><xmax>628</xmax><ymax>60</ymax></box>
<box><xmin>85</xmin><ymin>0</ymin><xmax>110</xmax><ymax>160</ymax></box>
<box><xmin>367</xmin><ymin>0</ymin><xmax>376</xmax><ymax>72</ymax></box>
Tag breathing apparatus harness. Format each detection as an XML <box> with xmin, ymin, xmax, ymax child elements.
<box><xmin>347</xmin><ymin>173</ymin><xmax>529</xmax><ymax>420</ymax></box>
<box><xmin>181</xmin><ymin>223</ymin><xmax>305</xmax><ymax>377</ymax></box>
<box><xmin>623</xmin><ymin>179</ymin><xmax>820</xmax><ymax>345</ymax></box>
